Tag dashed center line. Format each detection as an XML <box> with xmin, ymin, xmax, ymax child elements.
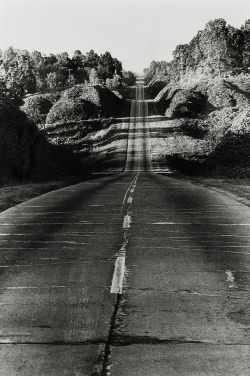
<box><xmin>121</xmin><ymin>173</ymin><xmax>139</xmax><ymax>212</ymax></box>
<box><xmin>127</xmin><ymin>196</ymin><xmax>133</xmax><ymax>204</ymax></box>
<box><xmin>111</xmin><ymin>174</ymin><xmax>139</xmax><ymax>294</ymax></box>
<box><xmin>110</xmin><ymin>257</ymin><xmax>125</xmax><ymax>294</ymax></box>
<box><xmin>225</xmin><ymin>270</ymin><xmax>238</xmax><ymax>289</ymax></box>
<box><xmin>123</xmin><ymin>214</ymin><xmax>132</xmax><ymax>229</ymax></box>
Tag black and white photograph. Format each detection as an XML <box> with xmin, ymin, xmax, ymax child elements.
<box><xmin>0</xmin><ymin>0</ymin><xmax>250</xmax><ymax>374</ymax></box>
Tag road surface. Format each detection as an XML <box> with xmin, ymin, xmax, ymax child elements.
<box><xmin>0</xmin><ymin>85</ymin><xmax>249</xmax><ymax>375</ymax></box>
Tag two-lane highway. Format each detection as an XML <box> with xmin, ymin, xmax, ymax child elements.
<box><xmin>0</xmin><ymin>83</ymin><xmax>250</xmax><ymax>375</ymax></box>
<box><xmin>125</xmin><ymin>85</ymin><xmax>152</xmax><ymax>172</ymax></box>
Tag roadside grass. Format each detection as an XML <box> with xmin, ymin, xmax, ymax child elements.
<box><xmin>162</xmin><ymin>173</ymin><xmax>250</xmax><ymax>208</ymax></box>
<box><xmin>187</xmin><ymin>176</ymin><xmax>250</xmax><ymax>208</ymax></box>
<box><xmin>0</xmin><ymin>176</ymin><xmax>93</xmax><ymax>214</ymax></box>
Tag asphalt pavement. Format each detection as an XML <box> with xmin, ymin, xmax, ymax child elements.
<box><xmin>0</xmin><ymin>85</ymin><xmax>249</xmax><ymax>375</ymax></box>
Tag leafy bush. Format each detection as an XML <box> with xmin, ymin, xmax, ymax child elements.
<box><xmin>46</xmin><ymin>98</ymin><xmax>98</xmax><ymax>124</ymax></box>
<box><xmin>61</xmin><ymin>85</ymin><xmax>85</xmax><ymax>100</ymax></box>
<box><xmin>206</xmin><ymin>109</ymin><xmax>250</xmax><ymax>168</ymax></box>
<box><xmin>0</xmin><ymin>95</ymin><xmax>17</xmax><ymax>121</ymax></box>
<box><xmin>0</xmin><ymin>92</ymin><xmax>40</xmax><ymax>181</ymax></box>
<box><xmin>166</xmin><ymin>154</ymin><xmax>204</xmax><ymax>175</ymax></box>
<box><xmin>61</xmin><ymin>84</ymin><xmax>123</xmax><ymax>117</ymax></box>
<box><xmin>180</xmin><ymin>119</ymin><xmax>208</xmax><ymax>139</ymax></box>
<box><xmin>165</xmin><ymin>90</ymin><xmax>207</xmax><ymax>117</ymax></box>
<box><xmin>21</xmin><ymin>95</ymin><xmax>53</xmax><ymax>123</ymax></box>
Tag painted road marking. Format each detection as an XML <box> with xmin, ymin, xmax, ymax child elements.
<box><xmin>111</xmin><ymin>175</ymin><xmax>139</xmax><ymax>294</ymax></box>
<box><xmin>225</xmin><ymin>270</ymin><xmax>238</xmax><ymax>289</ymax></box>
<box><xmin>121</xmin><ymin>173</ymin><xmax>139</xmax><ymax>212</ymax></box>
<box><xmin>123</xmin><ymin>214</ymin><xmax>131</xmax><ymax>229</ymax></box>
<box><xmin>127</xmin><ymin>196</ymin><xmax>133</xmax><ymax>204</ymax></box>
<box><xmin>110</xmin><ymin>256</ymin><xmax>125</xmax><ymax>294</ymax></box>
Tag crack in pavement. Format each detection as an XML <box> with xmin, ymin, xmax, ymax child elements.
<box><xmin>101</xmin><ymin>294</ymin><xmax>122</xmax><ymax>376</ymax></box>
<box><xmin>110</xmin><ymin>335</ymin><xmax>248</xmax><ymax>346</ymax></box>
<box><xmin>2</xmin><ymin>337</ymin><xmax>246</xmax><ymax>347</ymax></box>
<box><xmin>0</xmin><ymin>340</ymin><xmax>105</xmax><ymax>345</ymax></box>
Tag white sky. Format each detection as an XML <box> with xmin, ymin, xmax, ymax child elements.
<box><xmin>0</xmin><ymin>0</ymin><xmax>250</xmax><ymax>73</ymax></box>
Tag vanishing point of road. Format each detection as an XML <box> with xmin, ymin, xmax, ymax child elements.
<box><xmin>0</xmin><ymin>83</ymin><xmax>250</xmax><ymax>375</ymax></box>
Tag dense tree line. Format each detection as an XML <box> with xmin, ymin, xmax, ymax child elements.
<box><xmin>144</xmin><ymin>19</ymin><xmax>250</xmax><ymax>83</ymax></box>
<box><xmin>0</xmin><ymin>47</ymin><xmax>127</xmax><ymax>101</ymax></box>
<box><xmin>143</xmin><ymin>60</ymin><xmax>170</xmax><ymax>84</ymax></box>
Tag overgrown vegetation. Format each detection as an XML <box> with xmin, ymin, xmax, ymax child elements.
<box><xmin>60</xmin><ymin>84</ymin><xmax>123</xmax><ymax>118</ymax></box>
<box><xmin>144</xmin><ymin>19</ymin><xmax>250</xmax><ymax>84</ymax></box>
<box><xmin>152</xmin><ymin>77</ymin><xmax>250</xmax><ymax>177</ymax></box>
<box><xmin>4</xmin><ymin>18</ymin><xmax>250</xmax><ymax>183</ymax></box>
<box><xmin>21</xmin><ymin>84</ymin><xmax>124</xmax><ymax>128</ymax></box>
<box><xmin>165</xmin><ymin>90</ymin><xmax>207</xmax><ymax>118</ymax></box>
<box><xmin>21</xmin><ymin>95</ymin><xmax>54</xmax><ymax>124</ymax></box>
<box><xmin>179</xmin><ymin>119</ymin><xmax>208</xmax><ymax>139</ymax></box>
<box><xmin>0</xmin><ymin>82</ymin><xmax>82</xmax><ymax>183</ymax></box>
<box><xmin>0</xmin><ymin>44</ymin><xmax>128</xmax><ymax>184</ymax></box>
<box><xmin>144</xmin><ymin>18</ymin><xmax>250</xmax><ymax>178</ymax></box>
<box><xmin>144</xmin><ymin>61</ymin><xmax>170</xmax><ymax>84</ymax></box>
<box><xmin>0</xmin><ymin>48</ymin><xmax>126</xmax><ymax>101</ymax></box>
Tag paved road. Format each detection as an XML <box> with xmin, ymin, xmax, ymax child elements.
<box><xmin>0</xmin><ymin>85</ymin><xmax>250</xmax><ymax>375</ymax></box>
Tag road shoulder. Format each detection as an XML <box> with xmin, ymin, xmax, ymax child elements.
<box><xmin>0</xmin><ymin>173</ymin><xmax>116</xmax><ymax>214</ymax></box>
<box><xmin>158</xmin><ymin>172</ymin><xmax>250</xmax><ymax>208</ymax></box>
